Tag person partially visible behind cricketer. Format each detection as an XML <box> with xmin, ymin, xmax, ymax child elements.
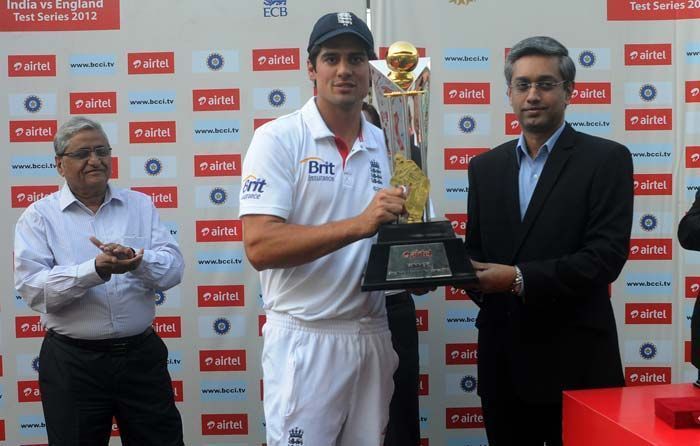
<box><xmin>14</xmin><ymin>116</ymin><xmax>185</xmax><ymax>445</ymax></box>
<box><xmin>239</xmin><ymin>12</ymin><xmax>407</xmax><ymax>446</ymax></box>
<box><xmin>464</xmin><ymin>36</ymin><xmax>633</xmax><ymax>446</ymax></box>
<box><xmin>363</xmin><ymin>101</ymin><xmax>421</xmax><ymax>446</ymax></box>
<box><xmin>678</xmin><ymin>189</ymin><xmax>700</xmax><ymax>385</ymax></box>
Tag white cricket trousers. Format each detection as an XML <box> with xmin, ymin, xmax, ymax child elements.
<box><xmin>262</xmin><ymin>310</ymin><xmax>399</xmax><ymax>446</ymax></box>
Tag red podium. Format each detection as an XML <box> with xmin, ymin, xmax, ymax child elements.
<box><xmin>563</xmin><ymin>384</ymin><xmax>700</xmax><ymax>446</ymax></box>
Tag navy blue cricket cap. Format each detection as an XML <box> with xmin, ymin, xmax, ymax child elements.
<box><xmin>307</xmin><ymin>12</ymin><xmax>376</xmax><ymax>59</ymax></box>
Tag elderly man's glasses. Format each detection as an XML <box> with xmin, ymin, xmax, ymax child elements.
<box><xmin>60</xmin><ymin>146</ymin><xmax>112</xmax><ymax>160</ymax></box>
<box><xmin>510</xmin><ymin>80</ymin><xmax>568</xmax><ymax>94</ymax></box>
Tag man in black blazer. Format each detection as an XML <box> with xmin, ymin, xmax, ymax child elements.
<box><xmin>678</xmin><ymin>190</ymin><xmax>700</xmax><ymax>383</ymax></box>
<box><xmin>465</xmin><ymin>36</ymin><xmax>634</xmax><ymax>446</ymax></box>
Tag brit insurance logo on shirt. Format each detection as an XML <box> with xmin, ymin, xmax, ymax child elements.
<box><xmin>199</xmin><ymin>350</ymin><xmax>246</xmax><ymax>372</ymax></box>
<box><xmin>300</xmin><ymin>157</ymin><xmax>336</xmax><ymax>183</ymax></box>
<box><xmin>8</xmin><ymin>93</ymin><xmax>57</xmax><ymax>117</ymax></box>
<box><xmin>625</xmin><ymin>367</ymin><xmax>671</xmax><ymax>387</ymax></box>
<box><xmin>127</xmin><ymin>51</ymin><xmax>174</xmax><ymax>75</ymax></box>
<box><xmin>201</xmin><ymin>413</ymin><xmax>248</xmax><ymax>435</ymax></box>
<box><xmin>198</xmin><ymin>285</ymin><xmax>245</xmax><ymax>307</ymax></box>
<box><xmin>252</xmin><ymin>48</ymin><xmax>299</xmax><ymax>71</ymax></box>
<box><xmin>240</xmin><ymin>174</ymin><xmax>267</xmax><ymax>201</ymax></box>
<box><xmin>193</xmin><ymin>88</ymin><xmax>240</xmax><ymax>112</ymax></box>
<box><xmin>8</xmin><ymin>54</ymin><xmax>56</xmax><ymax>77</ymax></box>
<box><xmin>11</xmin><ymin>185</ymin><xmax>59</xmax><ymax>208</ymax></box>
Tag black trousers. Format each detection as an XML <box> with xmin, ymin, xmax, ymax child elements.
<box><xmin>384</xmin><ymin>291</ymin><xmax>421</xmax><ymax>446</ymax></box>
<box><xmin>39</xmin><ymin>328</ymin><xmax>184</xmax><ymax>446</ymax></box>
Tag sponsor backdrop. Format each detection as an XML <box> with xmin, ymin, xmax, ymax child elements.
<box><xmin>0</xmin><ymin>0</ymin><xmax>698</xmax><ymax>444</ymax></box>
<box><xmin>1</xmin><ymin>0</ymin><xmax>364</xmax><ymax>444</ymax></box>
<box><xmin>373</xmin><ymin>0</ymin><xmax>700</xmax><ymax>443</ymax></box>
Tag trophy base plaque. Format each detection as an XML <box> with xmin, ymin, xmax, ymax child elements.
<box><xmin>361</xmin><ymin>220</ymin><xmax>478</xmax><ymax>291</ymax></box>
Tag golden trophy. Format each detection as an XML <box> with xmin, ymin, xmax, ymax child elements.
<box><xmin>361</xmin><ymin>42</ymin><xmax>477</xmax><ymax>291</ymax></box>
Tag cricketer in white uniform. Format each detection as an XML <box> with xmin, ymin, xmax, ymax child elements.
<box><xmin>239</xmin><ymin>11</ymin><xmax>406</xmax><ymax>446</ymax></box>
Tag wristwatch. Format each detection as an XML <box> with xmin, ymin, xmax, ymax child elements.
<box><xmin>510</xmin><ymin>265</ymin><xmax>523</xmax><ymax>295</ymax></box>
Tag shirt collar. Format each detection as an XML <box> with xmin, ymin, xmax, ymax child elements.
<box><xmin>300</xmin><ymin>97</ymin><xmax>380</xmax><ymax>152</ymax></box>
<box><xmin>515</xmin><ymin>121</ymin><xmax>566</xmax><ymax>165</ymax></box>
<box><xmin>59</xmin><ymin>182</ymin><xmax>121</xmax><ymax>212</ymax></box>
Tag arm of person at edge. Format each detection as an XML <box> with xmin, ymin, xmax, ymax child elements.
<box><xmin>679</xmin><ymin>189</ymin><xmax>700</xmax><ymax>251</ymax></box>
<box><xmin>14</xmin><ymin>201</ymin><xmax>184</xmax><ymax>314</ymax></box>
<box><xmin>464</xmin><ymin>144</ymin><xmax>634</xmax><ymax>305</ymax></box>
<box><xmin>243</xmin><ymin>187</ymin><xmax>406</xmax><ymax>270</ymax></box>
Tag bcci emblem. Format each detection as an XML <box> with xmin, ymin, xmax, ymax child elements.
<box><xmin>639</xmin><ymin>214</ymin><xmax>657</xmax><ymax>232</ymax></box>
<box><xmin>288</xmin><ymin>426</ymin><xmax>304</xmax><ymax>445</ymax></box>
<box><xmin>578</xmin><ymin>50</ymin><xmax>596</xmax><ymax>68</ymax></box>
<box><xmin>213</xmin><ymin>317</ymin><xmax>231</xmax><ymax>335</ymax></box>
<box><xmin>268</xmin><ymin>89</ymin><xmax>287</xmax><ymax>107</ymax></box>
<box><xmin>24</xmin><ymin>95</ymin><xmax>42</xmax><ymax>113</ymax></box>
<box><xmin>458</xmin><ymin>115</ymin><xmax>476</xmax><ymax>134</ymax></box>
<box><xmin>460</xmin><ymin>375</ymin><xmax>477</xmax><ymax>393</ymax></box>
<box><xmin>207</xmin><ymin>52</ymin><xmax>225</xmax><ymax>71</ymax></box>
<box><xmin>31</xmin><ymin>356</ymin><xmax>40</xmax><ymax>373</ymax></box>
<box><xmin>209</xmin><ymin>187</ymin><xmax>228</xmax><ymax>205</ymax></box>
<box><xmin>145</xmin><ymin>158</ymin><xmax>163</xmax><ymax>176</ymax></box>
<box><xmin>154</xmin><ymin>290</ymin><xmax>166</xmax><ymax>306</ymax></box>
<box><xmin>639</xmin><ymin>342</ymin><xmax>657</xmax><ymax>360</ymax></box>
<box><xmin>639</xmin><ymin>84</ymin><xmax>657</xmax><ymax>102</ymax></box>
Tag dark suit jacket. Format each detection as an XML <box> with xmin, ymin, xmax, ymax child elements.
<box><xmin>465</xmin><ymin>123</ymin><xmax>633</xmax><ymax>404</ymax></box>
<box><xmin>678</xmin><ymin>190</ymin><xmax>700</xmax><ymax>369</ymax></box>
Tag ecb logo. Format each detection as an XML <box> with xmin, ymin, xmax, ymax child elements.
<box><xmin>639</xmin><ymin>342</ymin><xmax>657</xmax><ymax>360</ymax></box>
<box><xmin>213</xmin><ymin>317</ymin><xmax>231</xmax><ymax>335</ymax></box>
<box><xmin>639</xmin><ymin>84</ymin><xmax>657</xmax><ymax>102</ymax></box>
<box><xmin>24</xmin><ymin>95</ymin><xmax>42</xmax><ymax>113</ymax></box>
<box><xmin>207</xmin><ymin>53</ymin><xmax>225</xmax><ymax>71</ymax></box>
<box><xmin>640</xmin><ymin>214</ymin><xmax>657</xmax><ymax>232</ymax></box>
<box><xmin>263</xmin><ymin>0</ymin><xmax>288</xmax><ymax>17</ymax></box>
<box><xmin>210</xmin><ymin>187</ymin><xmax>228</xmax><ymax>205</ymax></box>
<box><xmin>459</xmin><ymin>115</ymin><xmax>476</xmax><ymax>134</ymax></box>
<box><xmin>145</xmin><ymin>158</ymin><xmax>163</xmax><ymax>176</ymax></box>
<box><xmin>579</xmin><ymin>50</ymin><xmax>596</xmax><ymax>68</ymax></box>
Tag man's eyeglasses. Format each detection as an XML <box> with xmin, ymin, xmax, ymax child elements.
<box><xmin>60</xmin><ymin>146</ymin><xmax>112</xmax><ymax>160</ymax></box>
<box><xmin>510</xmin><ymin>80</ymin><xmax>568</xmax><ymax>94</ymax></box>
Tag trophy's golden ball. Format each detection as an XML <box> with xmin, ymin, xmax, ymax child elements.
<box><xmin>386</xmin><ymin>41</ymin><xmax>419</xmax><ymax>73</ymax></box>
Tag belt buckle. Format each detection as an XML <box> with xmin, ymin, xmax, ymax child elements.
<box><xmin>111</xmin><ymin>342</ymin><xmax>128</xmax><ymax>355</ymax></box>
